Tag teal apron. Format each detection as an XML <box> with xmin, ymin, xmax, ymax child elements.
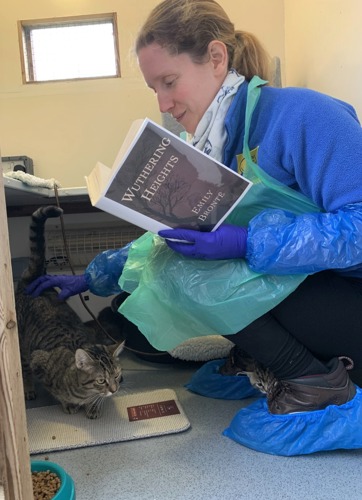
<box><xmin>118</xmin><ymin>76</ymin><xmax>319</xmax><ymax>351</ymax></box>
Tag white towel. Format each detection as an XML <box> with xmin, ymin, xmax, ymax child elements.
<box><xmin>4</xmin><ymin>170</ymin><xmax>61</xmax><ymax>189</ymax></box>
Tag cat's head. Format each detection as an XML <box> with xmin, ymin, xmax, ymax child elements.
<box><xmin>75</xmin><ymin>341</ymin><xmax>125</xmax><ymax>397</ymax></box>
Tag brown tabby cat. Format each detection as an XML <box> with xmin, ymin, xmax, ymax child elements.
<box><xmin>15</xmin><ymin>205</ymin><xmax>125</xmax><ymax>419</ymax></box>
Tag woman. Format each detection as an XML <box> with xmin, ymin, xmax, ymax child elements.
<box><xmin>28</xmin><ymin>0</ymin><xmax>362</xmax><ymax>452</ymax></box>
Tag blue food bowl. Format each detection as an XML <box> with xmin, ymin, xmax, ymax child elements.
<box><xmin>31</xmin><ymin>460</ymin><xmax>76</xmax><ymax>499</ymax></box>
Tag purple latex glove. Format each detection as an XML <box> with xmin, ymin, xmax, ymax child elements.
<box><xmin>158</xmin><ymin>224</ymin><xmax>248</xmax><ymax>260</ymax></box>
<box><xmin>26</xmin><ymin>274</ymin><xmax>89</xmax><ymax>300</ymax></box>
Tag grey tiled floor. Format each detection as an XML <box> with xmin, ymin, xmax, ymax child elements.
<box><xmin>29</xmin><ymin>351</ymin><xmax>362</xmax><ymax>500</ymax></box>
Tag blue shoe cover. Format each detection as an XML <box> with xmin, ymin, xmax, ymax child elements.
<box><xmin>223</xmin><ymin>385</ymin><xmax>362</xmax><ymax>456</ymax></box>
<box><xmin>185</xmin><ymin>359</ymin><xmax>260</xmax><ymax>400</ymax></box>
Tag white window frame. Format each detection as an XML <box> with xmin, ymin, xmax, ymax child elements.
<box><xmin>18</xmin><ymin>13</ymin><xmax>121</xmax><ymax>84</ymax></box>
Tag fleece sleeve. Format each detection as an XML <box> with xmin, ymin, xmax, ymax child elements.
<box><xmin>83</xmin><ymin>242</ymin><xmax>132</xmax><ymax>296</ymax></box>
<box><xmin>246</xmin><ymin>203</ymin><xmax>362</xmax><ymax>275</ymax></box>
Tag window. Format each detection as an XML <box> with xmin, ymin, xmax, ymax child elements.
<box><xmin>18</xmin><ymin>13</ymin><xmax>120</xmax><ymax>83</ymax></box>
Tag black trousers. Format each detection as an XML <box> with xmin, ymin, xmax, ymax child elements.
<box><xmin>224</xmin><ymin>271</ymin><xmax>362</xmax><ymax>379</ymax></box>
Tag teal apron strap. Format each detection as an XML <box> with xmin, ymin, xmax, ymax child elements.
<box><xmin>243</xmin><ymin>76</ymin><xmax>268</xmax><ymax>163</ymax></box>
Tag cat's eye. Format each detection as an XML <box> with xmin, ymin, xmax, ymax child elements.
<box><xmin>96</xmin><ymin>378</ymin><xmax>106</xmax><ymax>385</ymax></box>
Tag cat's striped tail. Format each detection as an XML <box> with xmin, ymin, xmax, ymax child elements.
<box><xmin>21</xmin><ymin>205</ymin><xmax>63</xmax><ymax>284</ymax></box>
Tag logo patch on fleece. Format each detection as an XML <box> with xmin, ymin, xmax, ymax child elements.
<box><xmin>236</xmin><ymin>147</ymin><xmax>259</xmax><ymax>175</ymax></box>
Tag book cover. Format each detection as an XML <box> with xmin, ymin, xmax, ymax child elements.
<box><xmin>86</xmin><ymin>118</ymin><xmax>252</xmax><ymax>233</ymax></box>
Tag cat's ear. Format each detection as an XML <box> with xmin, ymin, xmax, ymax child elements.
<box><xmin>75</xmin><ymin>348</ymin><xmax>94</xmax><ymax>371</ymax></box>
<box><xmin>111</xmin><ymin>341</ymin><xmax>126</xmax><ymax>358</ymax></box>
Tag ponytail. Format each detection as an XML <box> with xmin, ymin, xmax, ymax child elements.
<box><xmin>233</xmin><ymin>31</ymin><xmax>271</xmax><ymax>82</ymax></box>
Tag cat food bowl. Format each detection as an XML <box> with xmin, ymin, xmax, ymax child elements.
<box><xmin>31</xmin><ymin>460</ymin><xmax>76</xmax><ymax>499</ymax></box>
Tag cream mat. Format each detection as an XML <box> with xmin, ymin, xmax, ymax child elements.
<box><xmin>26</xmin><ymin>388</ymin><xmax>190</xmax><ymax>454</ymax></box>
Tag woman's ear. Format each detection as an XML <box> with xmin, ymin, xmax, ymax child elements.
<box><xmin>208</xmin><ymin>40</ymin><xmax>228</xmax><ymax>75</ymax></box>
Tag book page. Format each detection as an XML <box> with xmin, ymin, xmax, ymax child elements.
<box><xmin>110</xmin><ymin>119</ymin><xmax>146</xmax><ymax>174</ymax></box>
<box><xmin>85</xmin><ymin>162</ymin><xmax>111</xmax><ymax>202</ymax></box>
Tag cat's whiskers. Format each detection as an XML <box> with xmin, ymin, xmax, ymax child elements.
<box><xmin>81</xmin><ymin>392</ymin><xmax>105</xmax><ymax>406</ymax></box>
<box><xmin>116</xmin><ymin>382</ymin><xmax>133</xmax><ymax>396</ymax></box>
<box><xmin>84</xmin><ymin>394</ymin><xmax>105</xmax><ymax>418</ymax></box>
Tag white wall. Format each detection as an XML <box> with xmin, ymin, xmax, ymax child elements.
<box><xmin>0</xmin><ymin>0</ymin><xmax>160</xmax><ymax>188</ymax></box>
<box><xmin>284</xmin><ymin>0</ymin><xmax>362</xmax><ymax>119</ymax></box>
<box><xmin>2</xmin><ymin>1</ymin><xmax>362</xmax><ymax>189</ymax></box>
<box><xmin>3</xmin><ymin>0</ymin><xmax>361</xmax><ymax>189</ymax></box>
<box><xmin>0</xmin><ymin>0</ymin><xmax>284</xmax><ymax>188</ymax></box>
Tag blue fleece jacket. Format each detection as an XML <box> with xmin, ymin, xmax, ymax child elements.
<box><xmin>223</xmin><ymin>82</ymin><xmax>362</xmax><ymax>277</ymax></box>
<box><xmin>85</xmin><ymin>81</ymin><xmax>362</xmax><ymax>296</ymax></box>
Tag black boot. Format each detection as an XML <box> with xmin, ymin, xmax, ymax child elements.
<box><xmin>261</xmin><ymin>357</ymin><xmax>356</xmax><ymax>415</ymax></box>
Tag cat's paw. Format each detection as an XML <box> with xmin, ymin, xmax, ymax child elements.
<box><xmin>23</xmin><ymin>379</ymin><xmax>36</xmax><ymax>400</ymax></box>
<box><xmin>25</xmin><ymin>390</ymin><xmax>36</xmax><ymax>400</ymax></box>
<box><xmin>62</xmin><ymin>403</ymin><xmax>79</xmax><ymax>414</ymax></box>
<box><xmin>85</xmin><ymin>405</ymin><xmax>102</xmax><ymax>419</ymax></box>
<box><xmin>86</xmin><ymin>409</ymin><xmax>102</xmax><ymax>419</ymax></box>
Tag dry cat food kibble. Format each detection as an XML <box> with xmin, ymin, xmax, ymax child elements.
<box><xmin>32</xmin><ymin>469</ymin><xmax>61</xmax><ymax>500</ymax></box>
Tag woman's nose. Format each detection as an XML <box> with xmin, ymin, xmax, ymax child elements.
<box><xmin>157</xmin><ymin>92</ymin><xmax>173</xmax><ymax>114</ymax></box>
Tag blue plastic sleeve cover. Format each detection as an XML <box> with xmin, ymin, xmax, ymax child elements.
<box><xmin>247</xmin><ymin>202</ymin><xmax>362</xmax><ymax>275</ymax></box>
<box><xmin>84</xmin><ymin>242</ymin><xmax>132</xmax><ymax>297</ymax></box>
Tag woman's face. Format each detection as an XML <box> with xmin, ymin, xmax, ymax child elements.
<box><xmin>138</xmin><ymin>42</ymin><xmax>227</xmax><ymax>134</ymax></box>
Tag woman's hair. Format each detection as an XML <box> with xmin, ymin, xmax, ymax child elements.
<box><xmin>135</xmin><ymin>0</ymin><xmax>271</xmax><ymax>81</ymax></box>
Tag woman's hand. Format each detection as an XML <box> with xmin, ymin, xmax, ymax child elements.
<box><xmin>26</xmin><ymin>274</ymin><xmax>89</xmax><ymax>300</ymax></box>
<box><xmin>158</xmin><ymin>224</ymin><xmax>248</xmax><ymax>260</ymax></box>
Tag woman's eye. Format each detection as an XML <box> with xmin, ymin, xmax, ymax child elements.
<box><xmin>165</xmin><ymin>78</ymin><xmax>175</xmax><ymax>87</ymax></box>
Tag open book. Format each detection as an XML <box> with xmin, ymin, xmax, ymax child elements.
<box><xmin>85</xmin><ymin>118</ymin><xmax>252</xmax><ymax>234</ymax></box>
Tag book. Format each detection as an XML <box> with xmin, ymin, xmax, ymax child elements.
<box><xmin>85</xmin><ymin>118</ymin><xmax>253</xmax><ymax>234</ymax></box>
